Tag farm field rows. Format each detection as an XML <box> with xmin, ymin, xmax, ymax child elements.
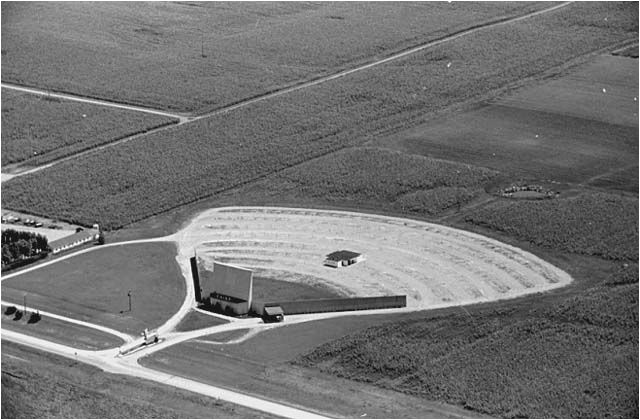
<box><xmin>1</xmin><ymin>2</ymin><xmax>548</xmax><ymax>113</ymax></box>
<box><xmin>1</xmin><ymin>88</ymin><xmax>176</xmax><ymax>168</ymax></box>
<box><xmin>369</xmin><ymin>54</ymin><xmax>639</xmax><ymax>190</ymax></box>
<box><xmin>177</xmin><ymin>207</ymin><xmax>572</xmax><ymax>309</ymax></box>
<box><xmin>3</xmin><ymin>2</ymin><xmax>637</xmax><ymax>229</ymax></box>
<box><xmin>464</xmin><ymin>192</ymin><xmax>638</xmax><ymax>261</ymax></box>
<box><xmin>224</xmin><ymin>147</ymin><xmax>499</xmax><ymax>218</ymax></box>
<box><xmin>1</xmin><ymin>242</ymin><xmax>184</xmax><ymax>335</ymax></box>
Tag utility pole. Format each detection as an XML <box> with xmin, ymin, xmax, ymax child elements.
<box><xmin>200</xmin><ymin>29</ymin><xmax>205</xmax><ymax>58</ymax></box>
<box><xmin>23</xmin><ymin>294</ymin><xmax>27</xmax><ymax>315</ymax></box>
<box><xmin>127</xmin><ymin>290</ymin><xmax>132</xmax><ymax>312</ymax></box>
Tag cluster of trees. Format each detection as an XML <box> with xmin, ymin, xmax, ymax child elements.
<box><xmin>1</xmin><ymin>229</ymin><xmax>50</xmax><ymax>267</ymax></box>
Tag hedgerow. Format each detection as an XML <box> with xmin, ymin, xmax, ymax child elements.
<box><xmin>464</xmin><ymin>192</ymin><xmax>638</xmax><ymax>261</ymax></box>
<box><xmin>297</xmin><ymin>284</ymin><xmax>639</xmax><ymax>418</ymax></box>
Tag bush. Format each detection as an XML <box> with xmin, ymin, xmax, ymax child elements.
<box><xmin>4</xmin><ymin>306</ymin><xmax>17</xmax><ymax>315</ymax></box>
<box><xmin>28</xmin><ymin>311</ymin><xmax>41</xmax><ymax>324</ymax></box>
<box><xmin>13</xmin><ymin>310</ymin><xmax>23</xmax><ymax>321</ymax></box>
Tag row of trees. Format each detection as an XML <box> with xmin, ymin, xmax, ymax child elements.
<box><xmin>1</xmin><ymin>229</ymin><xmax>50</xmax><ymax>267</ymax></box>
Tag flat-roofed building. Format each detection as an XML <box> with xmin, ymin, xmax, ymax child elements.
<box><xmin>324</xmin><ymin>250</ymin><xmax>364</xmax><ymax>268</ymax></box>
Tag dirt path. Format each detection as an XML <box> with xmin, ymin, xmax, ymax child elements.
<box><xmin>0</xmin><ymin>83</ymin><xmax>188</xmax><ymax>121</ymax></box>
<box><xmin>1</xmin><ymin>1</ymin><xmax>573</xmax><ymax>182</ymax></box>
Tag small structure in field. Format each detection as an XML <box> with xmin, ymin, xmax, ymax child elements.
<box><xmin>324</xmin><ymin>250</ymin><xmax>364</xmax><ymax>268</ymax></box>
<box><xmin>262</xmin><ymin>306</ymin><xmax>284</xmax><ymax>323</ymax></box>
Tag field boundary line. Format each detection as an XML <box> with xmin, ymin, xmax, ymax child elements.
<box><xmin>1</xmin><ymin>299</ymin><xmax>133</xmax><ymax>342</ymax></box>
<box><xmin>1</xmin><ymin>83</ymin><xmax>189</xmax><ymax>121</ymax></box>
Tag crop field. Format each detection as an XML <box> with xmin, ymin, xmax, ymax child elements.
<box><xmin>1</xmin><ymin>2</ymin><xmax>548</xmax><ymax>113</ymax></box>
<box><xmin>3</xmin><ymin>2</ymin><xmax>637</xmax><ymax>229</ymax></box>
<box><xmin>177</xmin><ymin>207</ymin><xmax>572</xmax><ymax>309</ymax></box>
<box><xmin>297</xmin><ymin>282</ymin><xmax>638</xmax><ymax>419</ymax></box>
<box><xmin>1</xmin><ymin>88</ymin><xmax>176</xmax><ymax>168</ymax></box>
<box><xmin>1</xmin><ymin>342</ymin><xmax>268</xmax><ymax>419</ymax></box>
<box><xmin>371</xmin><ymin>54</ymin><xmax>639</xmax><ymax>190</ymax></box>
<box><xmin>0</xmin><ymin>242</ymin><xmax>184</xmax><ymax>335</ymax></box>
<box><xmin>465</xmin><ymin>192</ymin><xmax>639</xmax><ymax>261</ymax></box>
<box><xmin>228</xmin><ymin>147</ymin><xmax>498</xmax><ymax>217</ymax></box>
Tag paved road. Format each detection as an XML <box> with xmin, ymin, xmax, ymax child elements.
<box><xmin>1</xmin><ymin>1</ymin><xmax>573</xmax><ymax>182</ymax></box>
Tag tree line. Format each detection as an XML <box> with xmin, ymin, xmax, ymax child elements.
<box><xmin>1</xmin><ymin>229</ymin><xmax>50</xmax><ymax>267</ymax></box>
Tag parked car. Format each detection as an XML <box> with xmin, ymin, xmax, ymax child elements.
<box><xmin>34</xmin><ymin>222</ymin><xmax>43</xmax><ymax>228</ymax></box>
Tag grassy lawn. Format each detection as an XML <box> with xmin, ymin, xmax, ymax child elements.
<box><xmin>1</xmin><ymin>341</ymin><xmax>270</xmax><ymax>419</ymax></box>
<box><xmin>174</xmin><ymin>310</ymin><xmax>228</xmax><ymax>332</ymax></box>
<box><xmin>252</xmin><ymin>276</ymin><xmax>343</xmax><ymax>301</ymax></box>
<box><xmin>1</xmin><ymin>242</ymin><xmax>185</xmax><ymax>335</ymax></box>
<box><xmin>1</xmin><ymin>304</ymin><xmax>123</xmax><ymax>350</ymax></box>
<box><xmin>1</xmin><ymin>88</ymin><xmax>176</xmax><ymax>168</ymax></box>
<box><xmin>1</xmin><ymin>2</ymin><xmax>546</xmax><ymax>113</ymax></box>
<box><xmin>3</xmin><ymin>2</ymin><xmax>636</xmax><ymax>229</ymax></box>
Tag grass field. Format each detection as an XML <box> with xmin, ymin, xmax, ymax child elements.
<box><xmin>1</xmin><ymin>88</ymin><xmax>177</xmax><ymax>168</ymax></box>
<box><xmin>1</xmin><ymin>341</ymin><xmax>269</xmax><ymax>419</ymax></box>
<box><xmin>1</xmin><ymin>2</ymin><xmax>547</xmax><ymax>113</ymax></box>
<box><xmin>4</xmin><ymin>3</ymin><xmax>636</xmax><ymax>229</ymax></box>
<box><xmin>1</xmin><ymin>242</ymin><xmax>184</xmax><ymax>335</ymax></box>
<box><xmin>174</xmin><ymin>310</ymin><xmax>228</xmax><ymax>332</ymax></box>
<box><xmin>297</xmin><ymin>281</ymin><xmax>638</xmax><ymax>418</ymax></box>
<box><xmin>1</xmin><ymin>304</ymin><xmax>123</xmax><ymax>350</ymax></box>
